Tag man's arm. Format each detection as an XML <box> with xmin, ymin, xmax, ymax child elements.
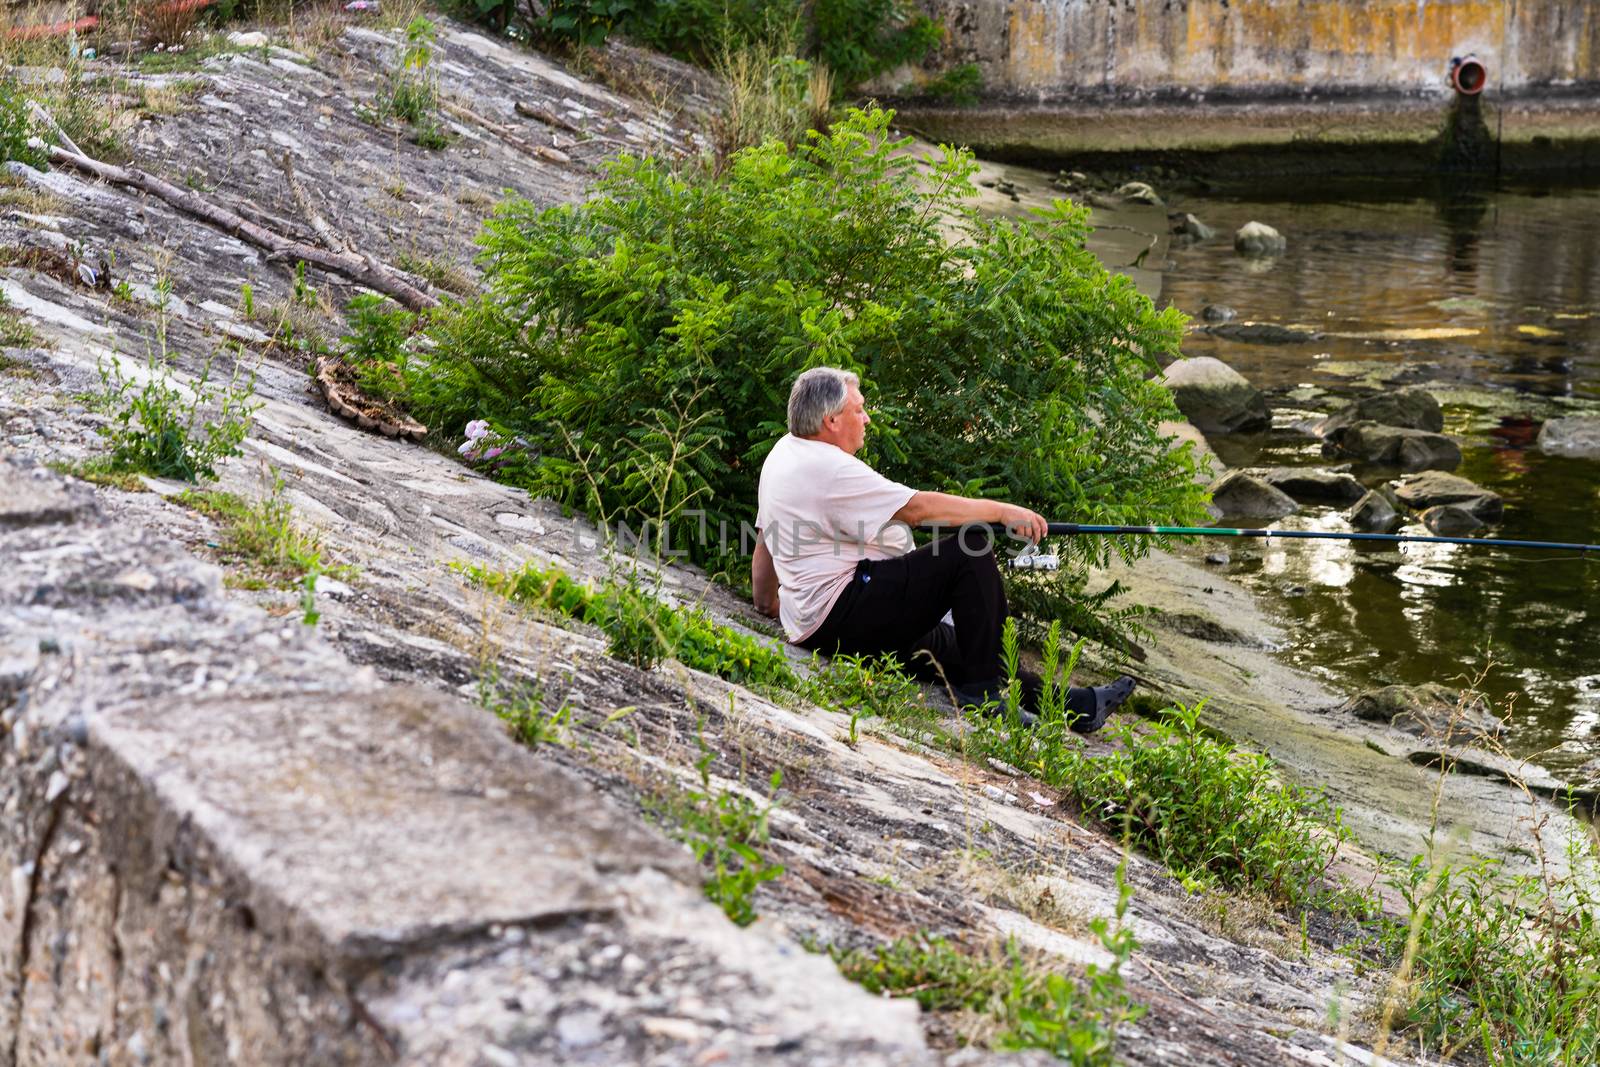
<box><xmin>751</xmin><ymin>535</ymin><xmax>780</xmax><ymax>618</ymax></box>
<box><xmin>893</xmin><ymin>491</ymin><xmax>1049</xmax><ymax>543</ymax></box>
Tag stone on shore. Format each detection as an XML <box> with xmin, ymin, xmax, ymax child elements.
<box><xmin>1537</xmin><ymin>416</ymin><xmax>1600</xmax><ymax>458</ymax></box>
<box><xmin>1323</xmin><ymin>422</ymin><xmax>1461</xmax><ymax>471</ymax></box>
<box><xmin>1115</xmin><ymin>180</ymin><xmax>1163</xmax><ymax>206</ymax></box>
<box><xmin>1255</xmin><ymin>467</ymin><xmax>1366</xmax><ymax>504</ymax></box>
<box><xmin>1159</xmin><ymin>357</ymin><xmax>1270</xmax><ymax>434</ymax></box>
<box><xmin>1234</xmin><ymin>221</ymin><xmax>1286</xmax><ymax>256</ymax></box>
<box><xmin>1393</xmin><ymin>471</ymin><xmax>1504</xmax><ymax>522</ymax></box>
<box><xmin>1346</xmin><ymin>490</ymin><xmax>1400</xmax><ymax>532</ymax></box>
<box><xmin>1208</xmin><ymin>471</ymin><xmax>1298</xmax><ymax>520</ymax></box>
<box><xmin>1314</xmin><ymin>387</ymin><xmax>1444</xmax><ymax>436</ymax></box>
<box><xmin>1340</xmin><ymin>683</ymin><xmax>1504</xmax><ymax>742</ymax></box>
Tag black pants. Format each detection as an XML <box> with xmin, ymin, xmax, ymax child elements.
<box><xmin>799</xmin><ymin>526</ymin><xmax>1007</xmax><ymax>687</ymax></box>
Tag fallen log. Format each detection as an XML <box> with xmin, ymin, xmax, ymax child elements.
<box><xmin>438</xmin><ymin>98</ymin><xmax>572</xmax><ymax>165</ymax></box>
<box><xmin>45</xmin><ymin>145</ymin><xmax>440</xmax><ymax>311</ymax></box>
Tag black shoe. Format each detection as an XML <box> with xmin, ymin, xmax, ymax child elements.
<box><xmin>953</xmin><ymin>678</ymin><xmax>1038</xmax><ymax>727</ymax></box>
<box><xmin>1070</xmin><ymin>675</ymin><xmax>1136</xmax><ymax>735</ymax></box>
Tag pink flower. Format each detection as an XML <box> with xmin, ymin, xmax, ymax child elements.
<box><xmin>464</xmin><ymin>419</ymin><xmax>490</xmax><ymax>440</ymax></box>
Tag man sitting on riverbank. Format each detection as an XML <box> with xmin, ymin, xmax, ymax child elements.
<box><xmin>751</xmin><ymin>366</ymin><xmax>1135</xmax><ymax>731</ymax></box>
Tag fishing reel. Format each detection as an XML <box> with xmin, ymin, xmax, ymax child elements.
<box><xmin>1010</xmin><ymin>542</ymin><xmax>1060</xmax><ymax>571</ymax></box>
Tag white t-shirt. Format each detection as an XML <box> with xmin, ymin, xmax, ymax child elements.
<box><xmin>756</xmin><ymin>434</ymin><xmax>917</xmax><ymax>642</ymax></box>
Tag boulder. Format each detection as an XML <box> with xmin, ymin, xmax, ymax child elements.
<box><xmin>1200</xmin><ymin>304</ymin><xmax>1237</xmax><ymax>322</ymax></box>
<box><xmin>1346</xmin><ymin>490</ymin><xmax>1400</xmax><ymax>532</ymax></box>
<box><xmin>1203</xmin><ymin>322</ymin><xmax>1321</xmax><ymax>344</ymax></box>
<box><xmin>1393</xmin><ymin>471</ymin><xmax>1504</xmax><ymax>522</ymax></box>
<box><xmin>1537</xmin><ymin>416</ymin><xmax>1600</xmax><ymax>458</ymax></box>
<box><xmin>1116</xmin><ymin>181</ymin><xmax>1163</xmax><ymax>206</ymax></box>
<box><xmin>1421</xmin><ymin>504</ymin><xmax>1485</xmax><ymax>535</ymax></box>
<box><xmin>1170</xmin><ymin>212</ymin><xmax>1214</xmax><ymax>240</ymax></box>
<box><xmin>1208</xmin><ymin>471</ymin><xmax>1298</xmax><ymax>520</ymax></box>
<box><xmin>1159</xmin><ymin>419</ymin><xmax>1223</xmax><ymax>484</ymax></box>
<box><xmin>1255</xmin><ymin>467</ymin><xmax>1366</xmax><ymax>504</ymax></box>
<box><xmin>1323</xmin><ymin>422</ymin><xmax>1461</xmax><ymax>471</ymax></box>
<box><xmin>1339</xmin><ymin>683</ymin><xmax>1504</xmax><ymax>742</ymax></box>
<box><xmin>1315</xmin><ymin>387</ymin><xmax>1444</xmax><ymax>436</ymax></box>
<box><xmin>1234</xmin><ymin>221</ymin><xmax>1286</xmax><ymax>256</ymax></box>
<box><xmin>1159</xmin><ymin>357</ymin><xmax>1270</xmax><ymax>434</ymax></box>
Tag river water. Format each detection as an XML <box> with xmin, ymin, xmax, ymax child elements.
<box><xmin>1160</xmin><ymin>179</ymin><xmax>1600</xmax><ymax>776</ymax></box>
<box><xmin>996</xmin><ymin>171</ymin><xmax>1600</xmax><ymax>775</ymax></box>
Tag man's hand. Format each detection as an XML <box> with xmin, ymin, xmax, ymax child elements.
<box><xmin>894</xmin><ymin>492</ymin><xmax>1049</xmax><ymax>544</ymax></box>
<box><xmin>752</xmin><ymin>537</ymin><xmax>781</xmax><ymax>618</ymax></box>
<box><xmin>996</xmin><ymin>502</ymin><xmax>1048</xmax><ymax>544</ymax></box>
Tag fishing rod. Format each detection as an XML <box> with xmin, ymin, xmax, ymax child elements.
<box><xmin>1044</xmin><ymin>523</ymin><xmax>1600</xmax><ymax>554</ymax></box>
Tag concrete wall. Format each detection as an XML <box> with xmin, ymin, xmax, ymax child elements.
<box><xmin>921</xmin><ymin>0</ymin><xmax>1600</xmax><ymax>100</ymax></box>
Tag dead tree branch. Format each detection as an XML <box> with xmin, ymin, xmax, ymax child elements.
<box><xmin>46</xmin><ymin>145</ymin><xmax>439</xmax><ymax>311</ymax></box>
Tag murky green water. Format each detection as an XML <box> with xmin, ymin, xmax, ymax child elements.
<box><xmin>1164</xmin><ymin>179</ymin><xmax>1600</xmax><ymax>774</ymax></box>
<box><xmin>993</xmin><ymin>173</ymin><xmax>1600</xmax><ymax>773</ymax></box>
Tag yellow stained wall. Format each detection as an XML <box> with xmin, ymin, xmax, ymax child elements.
<box><xmin>992</xmin><ymin>0</ymin><xmax>1600</xmax><ymax>94</ymax></box>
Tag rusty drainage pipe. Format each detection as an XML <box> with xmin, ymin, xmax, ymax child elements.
<box><xmin>1450</xmin><ymin>54</ymin><xmax>1487</xmax><ymax>95</ymax></box>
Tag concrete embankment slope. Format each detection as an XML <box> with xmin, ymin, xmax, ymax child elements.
<box><xmin>898</xmin><ymin>0</ymin><xmax>1600</xmax><ymax>172</ymax></box>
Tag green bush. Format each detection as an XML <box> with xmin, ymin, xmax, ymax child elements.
<box><xmin>95</xmin><ymin>352</ymin><xmax>257</xmax><ymax>483</ymax></box>
<box><xmin>915</xmin><ymin>61</ymin><xmax>983</xmax><ymax>107</ymax></box>
<box><xmin>340</xmin><ymin>293</ymin><xmax>415</xmax><ymax>401</ymax></box>
<box><xmin>413</xmin><ymin>109</ymin><xmax>1207</xmax><ymax>595</ymax></box>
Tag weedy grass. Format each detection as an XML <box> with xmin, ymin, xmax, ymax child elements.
<box><xmin>478</xmin><ymin>666</ymin><xmax>575</xmax><ymax>749</ymax></box>
<box><xmin>461</xmin><ymin>560</ymin><xmax>797</xmax><ymax>691</ymax></box>
<box><xmin>177</xmin><ymin>470</ymin><xmax>354</xmax><ymax>587</ymax></box>
<box><xmin>362</xmin><ymin>16</ymin><xmax>449</xmax><ymax>149</ymax></box>
<box><xmin>46</xmin><ymin>458</ymin><xmax>148</xmax><ymax>491</ymax></box>
<box><xmin>831</xmin><ymin>861</ymin><xmax>1143</xmax><ymax>1063</ymax></box>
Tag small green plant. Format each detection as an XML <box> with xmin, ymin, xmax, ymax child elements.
<box><xmin>478</xmin><ymin>667</ymin><xmax>575</xmax><ymax>748</ymax></box>
<box><xmin>112</xmin><ymin>279</ymin><xmax>136</xmax><ymax>303</ymax></box>
<box><xmin>646</xmin><ymin>726</ymin><xmax>784</xmax><ymax>926</ymax></box>
<box><xmin>832</xmin><ymin>861</ymin><xmax>1143</xmax><ymax>1063</ymax></box>
<box><xmin>369</xmin><ymin>17</ymin><xmax>449</xmax><ymax>149</ymax></box>
<box><xmin>299</xmin><ymin>571</ymin><xmax>321</xmax><ymax>625</ymax></box>
<box><xmin>94</xmin><ymin>352</ymin><xmax>258</xmax><ymax>482</ymax></box>
<box><xmin>462</xmin><ymin>561</ymin><xmax>797</xmax><ymax>690</ymax></box>
<box><xmin>0</xmin><ymin>78</ymin><xmax>46</xmax><ymax>169</ymax></box>
<box><xmin>292</xmin><ymin>260</ymin><xmax>316</xmax><ymax>308</ymax></box>
<box><xmin>0</xmin><ymin>306</ymin><xmax>38</xmax><ymax>348</ymax></box>
<box><xmin>238</xmin><ymin>281</ymin><xmax>255</xmax><ymax>320</ymax></box>
<box><xmin>340</xmin><ymin>293</ymin><xmax>416</xmax><ymax>401</ymax></box>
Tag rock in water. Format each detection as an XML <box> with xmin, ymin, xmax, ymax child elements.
<box><xmin>1234</xmin><ymin>221</ymin><xmax>1286</xmax><ymax>256</ymax></box>
<box><xmin>1346</xmin><ymin>490</ymin><xmax>1400</xmax><ymax>532</ymax></box>
<box><xmin>1537</xmin><ymin>416</ymin><xmax>1600</xmax><ymax>458</ymax></box>
<box><xmin>1202</xmin><ymin>322</ymin><xmax>1322</xmax><ymax>344</ymax></box>
<box><xmin>1421</xmin><ymin>504</ymin><xmax>1485</xmax><ymax>535</ymax></box>
<box><xmin>1323</xmin><ymin>422</ymin><xmax>1461</xmax><ymax>471</ymax></box>
<box><xmin>1200</xmin><ymin>304</ymin><xmax>1237</xmax><ymax>322</ymax></box>
<box><xmin>1339</xmin><ymin>683</ymin><xmax>1503</xmax><ymax>742</ymax></box>
<box><xmin>1208</xmin><ymin>471</ymin><xmax>1298</xmax><ymax>520</ymax></box>
<box><xmin>1315</xmin><ymin>387</ymin><xmax>1444</xmax><ymax>436</ymax></box>
<box><xmin>1256</xmin><ymin>467</ymin><xmax>1366</xmax><ymax>504</ymax></box>
<box><xmin>1170</xmin><ymin>212</ymin><xmax>1215</xmax><ymax>240</ymax></box>
<box><xmin>1159</xmin><ymin>357</ymin><xmax>1270</xmax><ymax>434</ymax></box>
<box><xmin>1393</xmin><ymin>471</ymin><xmax>1504</xmax><ymax>522</ymax></box>
<box><xmin>1116</xmin><ymin>181</ymin><xmax>1163</xmax><ymax>206</ymax></box>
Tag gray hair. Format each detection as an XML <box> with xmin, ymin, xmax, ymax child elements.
<box><xmin>787</xmin><ymin>367</ymin><xmax>860</xmax><ymax>437</ymax></box>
